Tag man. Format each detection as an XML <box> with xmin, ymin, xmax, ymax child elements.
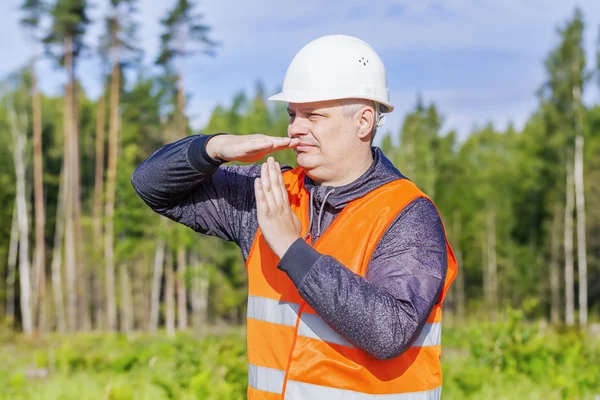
<box><xmin>132</xmin><ymin>34</ymin><xmax>457</xmax><ymax>399</ymax></box>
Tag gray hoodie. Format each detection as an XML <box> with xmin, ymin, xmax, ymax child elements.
<box><xmin>131</xmin><ymin>133</ymin><xmax>447</xmax><ymax>360</ymax></box>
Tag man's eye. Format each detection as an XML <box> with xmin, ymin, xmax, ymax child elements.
<box><xmin>309</xmin><ymin>113</ymin><xmax>322</xmax><ymax>119</ymax></box>
<box><xmin>288</xmin><ymin>113</ymin><xmax>296</xmax><ymax>118</ymax></box>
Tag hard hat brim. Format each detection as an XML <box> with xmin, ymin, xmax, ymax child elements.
<box><xmin>269</xmin><ymin>91</ymin><xmax>394</xmax><ymax>113</ymax></box>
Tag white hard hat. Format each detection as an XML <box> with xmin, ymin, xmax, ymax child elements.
<box><xmin>269</xmin><ymin>35</ymin><xmax>394</xmax><ymax>117</ymax></box>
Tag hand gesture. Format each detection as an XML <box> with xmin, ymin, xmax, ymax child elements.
<box><xmin>255</xmin><ymin>157</ymin><xmax>302</xmax><ymax>258</ymax></box>
<box><xmin>207</xmin><ymin>134</ymin><xmax>300</xmax><ymax>163</ymax></box>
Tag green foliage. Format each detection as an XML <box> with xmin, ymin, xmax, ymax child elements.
<box><xmin>0</xmin><ymin>325</ymin><xmax>598</xmax><ymax>399</ymax></box>
<box><xmin>0</xmin><ymin>331</ymin><xmax>248</xmax><ymax>399</ymax></box>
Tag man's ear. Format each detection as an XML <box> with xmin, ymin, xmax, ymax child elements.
<box><xmin>357</xmin><ymin>106</ymin><xmax>375</xmax><ymax>140</ymax></box>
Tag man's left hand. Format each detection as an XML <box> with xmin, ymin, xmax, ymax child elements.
<box><xmin>255</xmin><ymin>157</ymin><xmax>302</xmax><ymax>259</ymax></box>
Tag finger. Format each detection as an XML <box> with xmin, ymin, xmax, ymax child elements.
<box><xmin>260</xmin><ymin>162</ymin><xmax>276</xmax><ymax>211</ymax></box>
<box><xmin>246</xmin><ymin>138</ymin><xmax>275</xmax><ymax>154</ymax></box>
<box><xmin>254</xmin><ymin>178</ymin><xmax>269</xmax><ymax>215</ymax></box>
<box><xmin>274</xmin><ymin>161</ymin><xmax>290</xmax><ymax>206</ymax></box>
<box><xmin>267</xmin><ymin>157</ymin><xmax>284</xmax><ymax>206</ymax></box>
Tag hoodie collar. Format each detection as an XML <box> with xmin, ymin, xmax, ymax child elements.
<box><xmin>303</xmin><ymin>147</ymin><xmax>404</xmax><ymax>210</ymax></box>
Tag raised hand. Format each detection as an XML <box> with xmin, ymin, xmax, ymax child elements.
<box><xmin>206</xmin><ymin>134</ymin><xmax>300</xmax><ymax>163</ymax></box>
<box><xmin>254</xmin><ymin>157</ymin><xmax>302</xmax><ymax>258</ymax></box>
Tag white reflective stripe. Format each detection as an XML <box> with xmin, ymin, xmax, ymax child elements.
<box><xmin>298</xmin><ymin>313</ymin><xmax>355</xmax><ymax>347</ymax></box>
<box><xmin>284</xmin><ymin>381</ymin><xmax>441</xmax><ymax>400</ymax></box>
<box><xmin>247</xmin><ymin>296</ymin><xmax>441</xmax><ymax>348</ymax></box>
<box><xmin>247</xmin><ymin>295</ymin><xmax>300</xmax><ymax>327</ymax></box>
<box><xmin>412</xmin><ymin>322</ymin><xmax>442</xmax><ymax>347</ymax></box>
<box><xmin>248</xmin><ymin>364</ymin><xmax>285</xmax><ymax>394</ymax></box>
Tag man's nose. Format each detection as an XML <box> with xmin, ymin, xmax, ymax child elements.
<box><xmin>288</xmin><ymin>116</ymin><xmax>310</xmax><ymax>138</ymax></box>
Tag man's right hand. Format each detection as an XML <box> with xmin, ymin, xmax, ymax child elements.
<box><xmin>206</xmin><ymin>134</ymin><xmax>301</xmax><ymax>163</ymax></box>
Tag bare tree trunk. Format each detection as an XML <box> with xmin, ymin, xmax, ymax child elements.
<box><xmin>51</xmin><ymin>167</ymin><xmax>66</xmax><ymax>333</ymax></box>
<box><xmin>133</xmin><ymin>259</ymin><xmax>147</xmax><ymax>331</ymax></box>
<box><xmin>119</xmin><ymin>265</ymin><xmax>133</xmax><ymax>333</ymax></box>
<box><xmin>177</xmin><ymin>74</ymin><xmax>187</xmax><ymax>139</ymax></box>
<box><xmin>487</xmin><ymin>208</ymin><xmax>498</xmax><ymax>322</ymax></box>
<box><xmin>574</xmin><ymin>136</ymin><xmax>587</xmax><ymax>325</ymax></box>
<box><xmin>190</xmin><ymin>252</ymin><xmax>209</xmax><ymax>334</ymax></box>
<box><xmin>177</xmin><ymin>246</ymin><xmax>188</xmax><ymax>331</ymax></box>
<box><xmin>93</xmin><ymin>92</ymin><xmax>106</xmax><ymax>245</ymax></box>
<box><xmin>550</xmin><ymin>204</ymin><xmax>561</xmax><ymax>325</ymax></box>
<box><xmin>92</xmin><ymin>92</ymin><xmax>106</xmax><ymax>331</ymax></box>
<box><xmin>6</xmin><ymin>204</ymin><xmax>19</xmax><ymax>322</ymax></box>
<box><xmin>105</xmin><ymin>61</ymin><xmax>120</xmax><ymax>332</ymax></box>
<box><xmin>165</xmin><ymin>252</ymin><xmax>175</xmax><ymax>337</ymax></box>
<box><xmin>564</xmin><ymin>154</ymin><xmax>575</xmax><ymax>326</ymax></box>
<box><xmin>72</xmin><ymin>84</ymin><xmax>90</xmax><ymax>332</ymax></box>
<box><xmin>62</xmin><ymin>34</ymin><xmax>78</xmax><ymax>332</ymax></box>
<box><xmin>452</xmin><ymin>209</ymin><xmax>466</xmax><ymax>321</ymax></box>
<box><xmin>8</xmin><ymin>105</ymin><xmax>33</xmax><ymax>335</ymax></box>
<box><xmin>31</xmin><ymin>65</ymin><xmax>46</xmax><ymax>334</ymax></box>
<box><xmin>149</xmin><ymin>237</ymin><xmax>165</xmax><ymax>333</ymax></box>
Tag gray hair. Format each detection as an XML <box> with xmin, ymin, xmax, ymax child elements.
<box><xmin>338</xmin><ymin>98</ymin><xmax>379</xmax><ymax>141</ymax></box>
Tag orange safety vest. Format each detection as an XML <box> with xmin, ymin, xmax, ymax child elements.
<box><xmin>246</xmin><ymin>167</ymin><xmax>458</xmax><ymax>399</ymax></box>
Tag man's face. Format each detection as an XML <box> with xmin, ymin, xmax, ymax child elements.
<box><xmin>287</xmin><ymin>100</ymin><xmax>358</xmax><ymax>181</ymax></box>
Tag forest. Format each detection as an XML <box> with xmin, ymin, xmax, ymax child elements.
<box><xmin>1</xmin><ymin>1</ymin><xmax>599</xmax><ymax>399</ymax></box>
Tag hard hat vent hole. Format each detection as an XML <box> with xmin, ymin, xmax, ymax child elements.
<box><xmin>358</xmin><ymin>56</ymin><xmax>369</xmax><ymax>66</ymax></box>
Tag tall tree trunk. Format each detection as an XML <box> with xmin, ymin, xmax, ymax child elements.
<box><xmin>177</xmin><ymin>246</ymin><xmax>188</xmax><ymax>331</ymax></box>
<box><xmin>31</xmin><ymin>64</ymin><xmax>46</xmax><ymax>334</ymax></box>
<box><xmin>133</xmin><ymin>259</ymin><xmax>147</xmax><ymax>330</ymax></box>
<box><xmin>452</xmin><ymin>209</ymin><xmax>466</xmax><ymax>321</ymax></box>
<box><xmin>165</xmin><ymin>252</ymin><xmax>175</xmax><ymax>337</ymax></box>
<box><xmin>63</xmin><ymin>34</ymin><xmax>77</xmax><ymax>332</ymax></box>
<box><xmin>92</xmin><ymin>92</ymin><xmax>106</xmax><ymax>330</ymax></box>
<box><xmin>190</xmin><ymin>252</ymin><xmax>209</xmax><ymax>334</ymax></box>
<box><xmin>487</xmin><ymin>208</ymin><xmax>498</xmax><ymax>322</ymax></box>
<box><xmin>51</xmin><ymin>167</ymin><xmax>66</xmax><ymax>333</ymax></box>
<box><xmin>93</xmin><ymin>92</ymin><xmax>106</xmax><ymax>245</ymax></box>
<box><xmin>72</xmin><ymin>83</ymin><xmax>90</xmax><ymax>332</ymax></box>
<box><xmin>119</xmin><ymin>265</ymin><xmax>133</xmax><ymax>333</ymax></box>
<box><xmin>564</xmin><ymin>154</ymin><xmax>575</xmax><ymax>326</ymax></box>
<box><xmin>574</xmin><ymin>136</ymin><xmax>587</xmax><ymax>325</ymax></box>
<box><xmin>571</xmin><ymin>57</ymin><xmax>588</xmax><ymax>325</ymax></box>
<box><xmin>149</xmin><ymin>237</ymin><xmax>165</xmax><ymax>333</ymax></box>
<box><xmin>8</xmin><ymin>105</ymin><xmax>33</xmax><ymax>335</ymax></box>
<box><xmin>6</xmin><ymin>204</ymin><xmax>19</xmax><ymax>322</ymax></box>
<box><xmin>177</xmin><ymin>74</ymin><xmax>187</xmax><ymax>139</ymax></box>
<box><xmin>550</xmin><ymin>204</ymin><xmax>561</xmax><ymax>325</ymax></box>
<box><xmin>105</xmin><ymin>61</ymin><xmax>120</xmax><ymax>332</ymax></box>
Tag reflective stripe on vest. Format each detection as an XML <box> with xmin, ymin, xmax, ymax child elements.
<box><xmin>248</xmin><ymin>366</ymin><xmax>442</xmax><ymax>400</ymax></box>
<box><xmin>247</xmin><ymin>295</ymin><xmax>442</xmax><ymax>348</ymax></box>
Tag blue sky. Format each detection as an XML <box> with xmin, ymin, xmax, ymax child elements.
<box><xmin>2</xmin><ymin>0</ymin><xmax>600</xmax><ymax>144</ymax></box>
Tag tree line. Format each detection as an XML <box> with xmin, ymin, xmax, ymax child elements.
<box><xmin>0</xmin><ymin>3</ymin><xmax>599</xmax><ymax>335</ymax></box>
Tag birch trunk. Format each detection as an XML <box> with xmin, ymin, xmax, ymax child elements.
<box><xmin>574</xmin><ymin>136</ymin><xmax>587</xmax><ymax>325</ymax></box>
<box><xmin>572</xmin><ymin>58</ymin><xmax>588</xmax><ymax>326</ymax></box>
<box><xmin>31</xmin><ymin>65</ymin><xmax>46</xmax><ymax>334</ymax></box>
<box><xmin>149</xmin><ymin>237</ymin><xmax>165</xmax><ymax>332</ymax></box>
<box><xmin>550</xmin><ymin>204</ymin><xmax>561</xmax><ymax>325</ymax></box>
<box><xmin>564</xmin><ymin>154</ymin><xmax>575</xmax><ymax>326</ymax></box>
<box><xmin>6</xmin><ymin>204</ymin><xmax>19</xmax><ymax>322</ymax></box>
<box><xmin>50</xmin><ymin>167</ymin><xmax>66</xmax><ymax>333</ymax></box>
<box><xmin>119</xmin><ymin>265</ymin><xmax>133</xmax><ymax>333</ymax></box>
<box><xmin>177</xmin><ymin>246</ymin><xmax>188</xmax><ymax>331</ymax></box>
<box><xmin>165</xmin><ymin>252</ymin><xmax>175</xmax><ymax>337</ymax></box>
<box><xmin>190</xmin><ymin>253</ymin><xmax>209</xmax><ymax>333</ymax></box>
<box><xmin>8</xmin><ymin>105</ymin><xmax>33</xmax><ymax>334</ymax></box>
